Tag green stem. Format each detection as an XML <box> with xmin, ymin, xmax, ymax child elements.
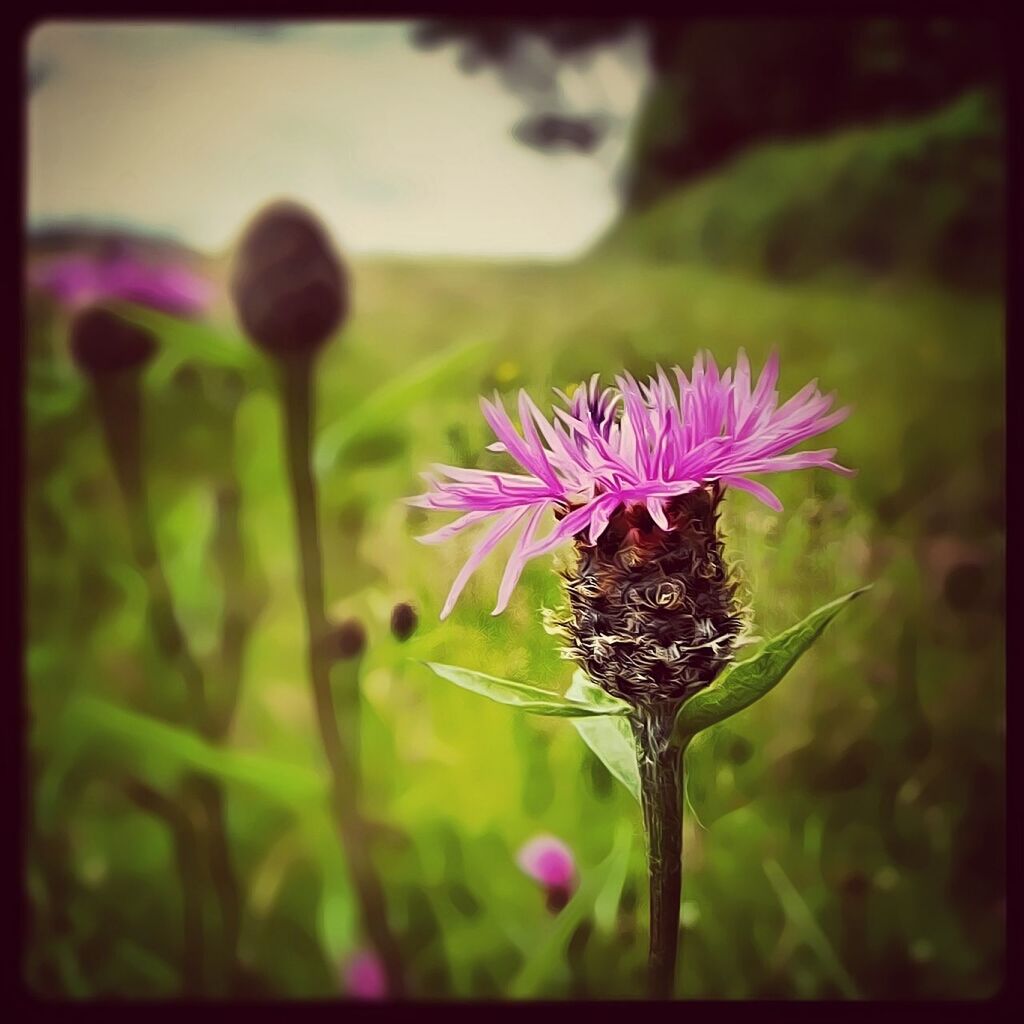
<box><xmin>123</xmin><ymin>778</ymin><xmax>206</xmax><ymax>995</ymax></box>
<box><xmin>187</xmin><ymin>774</ymin><xmax>243</xmax><ymax>993</ymax></box>
<box><xmin>634</xmin><ymin>702</ymin><xmax>684</xmax><ymax>1000</ymax></box>
<box><xmin>277</xmin><ymin>352</ymin><xmax>405</xmax><ymax>998</ymax></box>
<box><xmin>93</xmin><ymin>371</ymin><xmax>207</xmax><ymax>730</ymax></box>
<box><xmin>209</xmin><ymin>471</ymin><xmax>262</xmax><ymax>741</ymax></box>
<box><xmin>331</xmin><ymin>660</ymin><xmax>362</xmax><ymax>795</ymax></box>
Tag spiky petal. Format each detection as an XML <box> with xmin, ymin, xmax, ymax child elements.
<box><xmin>411</xmin><ymin>349</ymin><xmax>852</xmax><ymax>621</ymax></box>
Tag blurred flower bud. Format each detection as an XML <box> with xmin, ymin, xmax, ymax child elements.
<box><xmin>69</xmin><ymin>306</ymin><xmax>157</xmax><ymax>375</ymax></box>
<box><xmin>389</xmin><ymin>602</ymin><xmax>418</xmax><ymax>642</ymax></box>
<box><xmin>343</xmin><ymin>950</ymin><xmax>387</xmax><ymax>1000</ymax></box>
<box><xmin>230</xmin><ymin>199</ymin><xmax>347</xmax><ymax>355</ymax></box>
<box><xmin>517</xmin><ymin>834</ymin><xmax>578</xmax><ymax>913</ymax></box>
<box><xmin>328</xmin><ymin>617</ymin><xmax>366</xmax><ymax>661</ymax></box>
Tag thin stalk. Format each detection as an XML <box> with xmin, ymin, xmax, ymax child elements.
<box><xmin>633</xmin><ymin>702</ymin><xmax>684</xmax><ymax>1000</ymax></box>
<box><xmin>93</xmin><ymin>372</ymin><xmax>206</xmax><ymax>730</ymax></box>
<box><xmin>331</xmin><ymin>652</ymin><xmax>363</xmax><ymax>790</ymax></box>
<box><xmin>122</xmin><ymin>778</ymin><xmax>206</xmax><ymax>995</ymax></box>
<box><xmin>204</xmin><ymin>401</ymin><xmax>264</xmax><ymax>991</ymax></box>
<box><xmin>186</xmin><ymin>773</ymin><xmax>242</xmax><ymax>994</ymax></box>
<box><xmin>90</xmin><ymin>368</ymin><xmax>243</xmax><ymax>993</ymax></box>
<box><xmin>276</xmin><ymin>352</ymin><xmax>405</xmax><ymax>997</ymax></box>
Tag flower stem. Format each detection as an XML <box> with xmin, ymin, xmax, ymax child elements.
<box><xmin>122</xmin><ymin>778</ymin><xmax>206</xmax><ymax>994</ymax></box>
<box><xmin>634</xmin><ymin>702</ymin><xmax>684</xmax><ymax>1000</ymax></box>
<box><xmin>276</xmin><ymin>352</ymin><xmax>405</xmax><ymax>998</ymax></box>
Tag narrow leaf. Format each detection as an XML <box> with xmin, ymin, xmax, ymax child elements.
<box><xmin>424</xmin><ymin>662</ymin><xmax>631</xmax><ymax>718</ymax></box>
<box><xmin>117</xmin><ymin>305</ymin><xmax>261</xmax><ymax>385</ymax></box>
<box><xmin>314</xmin><ymin>336</ymin><xmax>492</xmax><ymax>475</ymax></box>
<box><xmin>674</xmin><ymin>586</ymin><xmax>871</xmax><ymax>743</ymax></box>
<box><xmin>566</xmin><ymin>670</ymin><xmax>641</xmax><ymax>804</ymax></box>
<box><xmin>764</xmin><ymin>858</ymin><xmax>862</xmax><ymax>999</ymax></box>
<box><xmin>592</xmin><ymin>819</ymin><xmax>634</xmax><ymax>936</ymax></box>
<box><xmin>62</xmin><ymin>695</ymin><xmax>324</xmax><ymax>807</ymax></box>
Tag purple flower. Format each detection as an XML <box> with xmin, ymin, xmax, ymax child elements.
<box><xmin>343</xmin><ymin>950</ymin><xmax>387</xmax><ymax>1000</ymax></box>
<box><xmin>517</xmin><ymin>835</ymin><xmax>578</xmax><ymax>911</ymax></box>
<box><xmin>411</xmin><ymin>350</ymin><xmax>852</xmax><ymax>619</ymax></box>
<box><xmin>31</xmin><ymin>249</ymin><xmax>213</xmax><ymax>318</ymax></box>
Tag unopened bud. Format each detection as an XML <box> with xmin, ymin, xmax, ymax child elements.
<box><xmin>69</xmin><ymin>307</ymin><xmax>157</xmax><ymax>374</ymax></box>
<box><xmin>230</xmin><ymin>200</ymin><xmax>348</xmax><ymax>355</ymax></box>
<box><xmin>328</xmin><ymin>617</ymin><xmax>366</xmax><ymax>661</ymax></box>
<box><xmin>389</xmin><ymin>602</ymin><xmax>418</xmax><ymax>642</ymax></box>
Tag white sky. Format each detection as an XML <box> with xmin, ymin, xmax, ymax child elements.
<box><xmin>26</xmin><ymin>21</ymin><xmax>650</xmax><ymax>259</ymax></box>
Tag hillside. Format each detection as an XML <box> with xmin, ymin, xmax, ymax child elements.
<box><xmin>598</xmin><ymin>90</ymin><xmax>1003</xmax><ymax>291</ymax></box>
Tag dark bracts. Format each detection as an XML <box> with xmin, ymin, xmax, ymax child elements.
<box><xmin>558</xmin><ymin>482</ymin><xmax>744</xmax><ymax>707</ymax></box>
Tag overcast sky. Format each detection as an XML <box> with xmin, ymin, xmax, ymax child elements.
<box><xmin>26</xmin><ymin>21</ymin><xmax>649</xmax><ymax>259</ymax></box>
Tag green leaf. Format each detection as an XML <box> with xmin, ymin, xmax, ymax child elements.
<box><xmin>674</xmin><ymin>586</ymin><xmax>872</xmax><ymax>744</ymax></box>
<box><xmin>592</xmin><ymin>819</ymin><xmax>634</xmax><ymax>936</ymax></box>
<box><xmin>763</xmin><ymin>858</ymin><xmax>862</xmax><ymax>999</ymax></box>
<box><xmin>682</xmin><ymin>726</ymin><xmax>751</xmax><ymax>830</ymax></box>
<box><xmin>313</xmin><ymin>336</ymin><xmax>492</xmax><ymax>475</ymax></box>
<box><xmin>424</xmin><ymin>662</ymin><xmax>631</xmax><ymax>718</ymax></box>
<box><xmin>59</xmin><ymin>695</ymin><xmax>325</xmax><ymax>808</ymax></box>
<box><xmin>116</xmin><ymin>305</ymin><xmax>262</xmax><ymax>387</ymax></box>
<box><xmin>566</xmin><ymin>670</ymin><xmax>641</xmax><ymax>804</ymax></box>
<box><xmin>27</xmin><ymin>360</ymin><xmax>86</xmax><ymax>423</ymax></box>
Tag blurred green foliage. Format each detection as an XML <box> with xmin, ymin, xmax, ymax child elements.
<box><xmin>25</xmin><ymin>102</ymin><xmax>1003</xmax><ymax>999</ymax></box>
<box><xmin>605</xmin><ymin>90</ymin><xmax>1004</xmax><ymax>291</ymax></box>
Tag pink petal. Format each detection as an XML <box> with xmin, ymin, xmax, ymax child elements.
<box><xmin>722</xmin><ymin>475</ymin><xmax>784</xmax><ymax>512</ymax></box>
<box><xmin>517</xmin><ymin>835</ymin><xmax>577</xmax><ymax>891</ymax></box>
<box><xmin>492</xmin><ymin>503</ymin><xmax>550</xmax><ymax>615</ymax></box>
<box><xmin>343</xmin><ymin>951</ymin><xmax>387</xmax><ymax>1000</ymax></box>
<box><xmin>439</xmin><ymin>508</ymin><xmax>528</xmax><ymax>620</ymax></box>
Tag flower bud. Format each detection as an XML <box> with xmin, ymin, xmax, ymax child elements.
<box><xmin>389</xmin><ymin>602</ymin><xmax>418</xmax><ymax>642</ymax></box>
<box><xmin>517</xmin><ymin>834</ymin><xmax>578</xmax><ymax>913</ymax></box>
<box><xmin>230</xmin><ymin>200</ymin><xmax>347</xmax><ymax>355</ymax></box>
<box><xmin>342</xmin><ymin>950</ymin><xmax>387</xmax><ymax>1000</ymax></box>
<box><xmin>69</xmin><ymin>306</ymin><xmax>157</xmax><ymax>375</ymax></box>
<box><xmin>328</xmin><ymin>617</ymin><xmax>366</xmax><ymax>661</ymax></box>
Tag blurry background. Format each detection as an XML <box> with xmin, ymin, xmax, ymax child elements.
<box><xmin>25</xmin><ymin>19</ymin><xmax>1004</xmax><ymax>999</ymax></box>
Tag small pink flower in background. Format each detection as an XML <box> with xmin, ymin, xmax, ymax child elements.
<box><xmin>31</xmin><ymin>245</ymin><xmax>214</xmax><ymax>318</ymax></box>
<box><xmin>517</xmin><ymin>834</ymin><xmax>578</xmax><ymax>912</ymax></box>
<box><xmin>343</xmin><ymin>950</ymin><xmax>387</xmax><ymax>1000</ymax></box>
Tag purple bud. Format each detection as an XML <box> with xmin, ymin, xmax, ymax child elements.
<box><xmin>389</xmin><ymin>602</ymin><xmax>418</xmax><ymax>642</ymax></box>
<box><xmin>69</xmin><ymin>306</ymin><xmax>157</xmax><ymax>375</ymax></box>
<box><xmin>343</xmin><ymin>951</ymin><xmax>387</xmax><ymax>1000</ymax></box>
<box><xmin>517</xmin><ymin>835</ymin><xmax>577</xmax><ymax>909</ymax></box>
<box><xmin>230</xmin><ymin>199</ymin><xmax>347</xmax><ymax>356</ymax></box>
<box><xmin>328</xmin><ymin>617</ymin><xmax>366</xmax><ymax>661</ymax></box>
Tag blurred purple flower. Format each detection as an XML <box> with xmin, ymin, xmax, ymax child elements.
<box><xmin>343</xmin><ymin>950</ymin><xmax>387</xmax><ymax>1000</ymax></box>
<box><xmin>411</xmin><ymin>349</ymin><xmax>853</xmax><ymax>619</ymax></box>
<box><xmin>518</xmin><ymin>834</ymin><xmax>577</xmax><ymax>911</ymax></box>
<box><xmin>31</xmin><ymin>249</ymin><xmax>214</xmax><ymax>318</ymax></box>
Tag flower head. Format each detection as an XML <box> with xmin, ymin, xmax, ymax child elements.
<box><xmin>343</xmin><ymin>950</ymin><xmax>387</xmax><ymax>1000</ymax></box>
<box><xmin>412</xmin><ymin>350</ymin><xmax>851</xmax><ymax>621</ymax></box>
<box><xmin>32</xmin><ymin>246</ymin><xmax>213</xmax><ymax>318</ymax></box>
<box><xmin>517</xmin><ymin>834</ymin><xmax>577</xmax><ymax>911</ymax></box>
<box><xmin>69</xmin><ymin>306</ymin><xmax>158</xmax><ymax>375</ymax></box>
<box><xmin>230</xmin><ymin>199</ymin><xmax>348</xmax><ymax>355</ymax></box>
